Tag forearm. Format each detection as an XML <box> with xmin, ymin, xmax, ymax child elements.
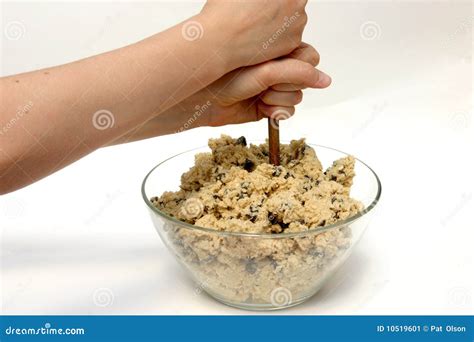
<box><xmin>110</xmin><ymin>91</ymin><xmax>216</xmax><ymax>145</ymax></box>
<box><xmin>0</xmin><ymin>14</ymin><xmax>230</xmax><ymax>193</ymax></box>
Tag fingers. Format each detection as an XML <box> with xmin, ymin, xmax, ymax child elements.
<box><xmin>271</xmin><ymin>83</ymin><xmax>305</xmax><ymax>91</ymax></box>
<box><xmin>271</xmin><ymin>74</ymin><xmax>332</xmax><ymax>91</ymax></box>
<box><xmin>257</xmin><ymin>89</ymin><xmax>302</xmax><ymax>121</ymax></box>
<box><xmin>216</xmin><ymin>58</ymin><xmax>330</xmax><ymax>105</ymax></box>
<box><xmin>287</xmin><ymin>42</ymin><xmax>320</xmax><ymax>67</ymax></box>
<box><xmin>260</xmin><ymin>89</ymin><xmax>303</xmax><ymax>106</ymax></box>
<box><xmin>257</xmin><ymin>102</ymin><xmax>295</xmax><ymax>120</ymax></box>
<box><xmin>265</xmin><ymin>68</ymin><xmax>331</xmax><ymax>90</ymax></box>
<box><xmin>270</xmin><ymin>42</ymin><xmax>324</xmax><ymax>91</ymax></box>
<box><xmin>258</xmin><ymin>58</ymin><xmax>331</xmax><ymax>89</ymax></box>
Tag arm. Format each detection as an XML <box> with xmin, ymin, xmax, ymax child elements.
<box><xmin>112</xmin><ymin>43</ymin><xmax>331</xmax><ymax>144</ymax></box>
<box><xmin>0</xmin><ymin>1</ymin><xmax>309</xmax><ymax>194</ymax></box>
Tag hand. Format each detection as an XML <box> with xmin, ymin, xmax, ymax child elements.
<box><xmin>115</xmin><ymin>43</ymin><xmax>330</xmax><ymax>143</ymax></box>
<box><xmin>200</xmin><ymin>44</ymin><xmax>330</xmax><ymax>126</ymax></box>
<box><xmin>199</xmin><ymin>0</ymin><xmax>308</xmax><ymax>69</ymax></box>
<box><xmin>0</xmin><ymin>2</ymin><xmax>312</xmax><ymax>194</ymax></box>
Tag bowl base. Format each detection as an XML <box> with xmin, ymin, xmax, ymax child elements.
<box><xmin>206</xmin><ymin>291</ymin><xmax>318</xmax><ymax>311</ymax></box>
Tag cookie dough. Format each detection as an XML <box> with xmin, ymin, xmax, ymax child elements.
<box><xmin>151</xmin><ymin>135</ymin><xmax>363</xmax><ymax>307</ymax></box>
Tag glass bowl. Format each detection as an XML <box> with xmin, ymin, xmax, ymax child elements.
<box><xmin>142</xmin><ymin>143</ymin><xmax>381</xmax><ymax>311</ymax></box>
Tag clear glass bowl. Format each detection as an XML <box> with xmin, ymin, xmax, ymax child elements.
<box><xmin>142</xmin><ymin>143</ymin><xmax>381</xmax><ymax>311</ymax></box>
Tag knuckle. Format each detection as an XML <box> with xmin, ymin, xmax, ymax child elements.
<box><xmin>298</xmin><ymin>62</ymin><xmax>315</xmax><ymax>77</ymax></box>
<box><xmin>312</xmin><ymin>49</ymin><xmax>321</xmax><ymax>66</ymax></box>
<box><xmin>301</xmin><ymin>13</ymin><xmax>308</xmax><ymax>26</ymax></box>
<box><xmin>294</xmin><ymin>91</ymin><xmax>303</xmax><ymax>104</ymax></box>
<box><xmin>286</xmin><ymin>107</ymin><xmax>296</xmax><ymax>117</ymax></box>
<box><xmin>286</xmin><ymin>36</ymin><xmax>300</xmax><ymax>51</ymax></box>
<box><xmin>260</xmin><ymin>90</ymin><xmax>273</xmax><ymax>103</ymax></box>
<box><xmin>258</xmin><ymin>63</ymin><xmax>276</xmax><ymax>86</ymax></box>
<box><xmin>276</xmin><ymin>106</ymin><xmax>295</xmax><ymax>118</ymax></box>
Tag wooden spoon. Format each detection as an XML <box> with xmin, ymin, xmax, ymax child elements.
<box><xmin>268</xmin><ymin>118</ymin><xmax>280</xmax><ymax>165</ymax></box>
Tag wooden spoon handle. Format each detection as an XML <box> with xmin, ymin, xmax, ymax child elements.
<box><xmin>268</xmin><ymin>118</ymin><xmax>280</xmax><ymax>166</ymax></box>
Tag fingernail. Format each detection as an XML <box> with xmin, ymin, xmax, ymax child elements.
<box><xmin>315</xmin><ymin>71</ymin><xmax>331</xmax><ymax>87</ymax></box>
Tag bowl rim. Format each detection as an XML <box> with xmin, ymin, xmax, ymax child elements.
<box><xmin>141</xmin><ymin>142</ymin><xmax>382</xmax><ymax>238</ymax></box>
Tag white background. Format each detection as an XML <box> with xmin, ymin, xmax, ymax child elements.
<box><xmin>0</xmin><ymin>0</ymin><xmax>473</xmax><ymax>315</ymax></box>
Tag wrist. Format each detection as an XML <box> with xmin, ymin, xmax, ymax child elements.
<box><xmin>193</xmin><ymin>12</ymin><xmax>238</xmax><ymax>73</ymax></box>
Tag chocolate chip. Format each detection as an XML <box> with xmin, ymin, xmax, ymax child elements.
<box><xmin>201</xmin><ymin>255</ymin><xmax>216</xmax><ymax>264</ymax></box>
<box><xmin>309</xmin><ymin>248</ymin><xmax>325</xmax><ymax>258</ymax></box>
<box><xmin>294</xmin><ymin>145</ymin><xmax>306</xmax><ymax>159</ymax></box>
<box><xmin>268</xmin><ymin>212</ymin><xmax>278</xmax><ymax>225</ymax></box>
<box><xmin>250</xmin><ymin>204</ymin><xmax>260</xmax><ymax>213</ymax></box>
<box><xmin>245</xmin><ymin>259</ymin><xmax>257</xmax><ymax>274</ymax></box>
<box><xmin>236</xmin><ymin>136</ymin><xmax>247</xmax><ymax>146</ymax></box>
<box><xmin>237</xmin><ymin>193</ymin><xmax>246</xmax><ymax>200</ymax></box>
<box><xmin>272</xmin><ymin>166</ymin><xmax>282</xmax><ymax>177</ymax></box>
<box><xmin>243</xmin><ymin>158</ymin><xmax>255</xmax><ymax>172</ymax></box>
